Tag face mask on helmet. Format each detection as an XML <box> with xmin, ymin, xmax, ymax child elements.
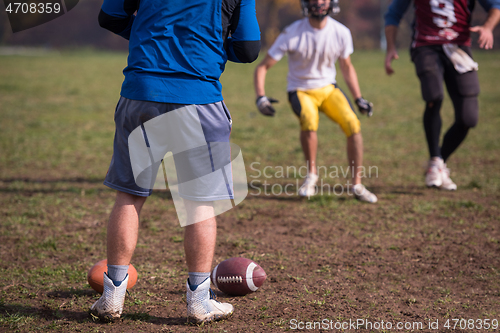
<box><xmin>300</xmin><ymin>0</ymin><xmax>340</xmax><ymax>19</ymax></box>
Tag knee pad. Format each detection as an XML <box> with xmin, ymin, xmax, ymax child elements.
<box><xmin>292</xmin><ymin>91</ymin><xmax>320</xmax><ymax>132</ymax></box>
<box><xmin>451</xmin><ymin>70</ymin><xmax>479</xmax><ymax>128</ymax></box>
<box><xmin>300</xmin><ymin>116</ymin><xmax>319</xmax><ymax>132</ymax></box>
<box><xmin>341</xmin><ymin>117</ymin><xmax>361</xmax><ymax>138</ymax></box>
<box><xmin>459</xmin><ymin>96</ymin><xmax>479</xmax><ymax>128</ymax></box>
<box><xmin>426</xmin><ymin>98</ymin><xmax>443</xmax><ymax>110</ymax></box>
<box><xmin>418</xmin><ymin>70</ymin><xmax>444</xmax><ymax>102</ymax></box>
<box><xmin>422</xmin><ymin>88</ymin><xmax>444</xmax><ymax>103</ymax></box>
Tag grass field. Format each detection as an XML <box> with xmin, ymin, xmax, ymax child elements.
<box><xmin>1</xmin><ymin>49</ymin><xmax>500</xmax><ymax>332</ymax></box>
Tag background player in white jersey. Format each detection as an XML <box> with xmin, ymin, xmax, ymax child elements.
<box><xmin>254</xmin><ymin>0</ymin><xmax>377</xmax><ymax>203</ymax></box>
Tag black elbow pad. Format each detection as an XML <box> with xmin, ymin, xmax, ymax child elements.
<box><xmin>232</xmin><ymin>40</ymin><xmax>261</xmax><ymax>63</ymax></box>
<box><xmin>98</xmin><ymin>9</ymin><xmax>130</xmax><ymax>35</ymax></box>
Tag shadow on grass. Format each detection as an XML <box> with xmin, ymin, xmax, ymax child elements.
<box><xmin>0</xmin><ymin>177</ymin><xmax>104</xmax><ymax>184</ymax></box>
<box><xmin>383</xmin><ymin>185</ymin><xmax>426</xmax><ymax>196</ymax></box>
<box><xmin>252</xmin><ymin>195</ymin><xmax>304</xmax><ymax>202</ymax></box>
<box><xmin>47</xmin><ymin>289</ymin><xmax>96</xmax><ymax>299</ymax></box>
<box><xmin>0</xmin><ymin>303</ymin><xmax>91</xmax><ymax>324</ymax></box>
<box><xmin>0</xmin><ymin>303</ymin><xmax>188</xmax><ymax>327</ymax></box>
<box><xmin>150</xmin><ymin>190</ymin><xmax>173</xmax><ymax>200</ymax></box>
<box><xmin>246</xmin><ymin>184</ymin><xmax>430</xmax><ymax>204</ymax></box>
<box><xmin>46</xmin><ymin>288</ymin><xmax>188</xmax><ymax>325</ymax></box>
<box><xmin>0</xmin><ymin>178</ymin><xmax>426</xmax><ymax>199</ymax></box>
<box><xmin>0</xmin><ymin>177</ymin><xmax>174</xmax><ymax>198</ymax></box>
<box><xmin>120</xmin><ymin>313</ymin><xmax>186</xmax><ymax>326</ymax></box>
<box><xmin>164</xmin><ymin>289</ymin><xmax>184</xmax><ymax>296</ymax></box>
<box><xmin>0</xmin><ymin>177</ymin><xmax>110</xmax><ymax>195</ymax></box>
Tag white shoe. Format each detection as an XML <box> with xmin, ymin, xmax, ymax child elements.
<box><xmin>352</xmin><ymin>184</ymin><xmax>378</xmax><ymax>203</ymax></box>
<box><xmin>298</xmin><ymin>173</ymin><xmax>318</xmax><ymax>197</ymax></box>
<box><xmin>425</xmin><ymin>158</ymin><xmax>443</xmax><ymax>187</ymax></box>
<box><xmin>440</xmin><ymin>164</ymin><xmax>457</xmax><ymax>190</ymax></box>
<box><xmin>90</xmin><ymin>273</ymin><xmax>128</xmax><ymax>322</ymax></box>
<box><xmin>186</xmin><ymin>278</ymin><xmax>233</xmax><ymax>323</ymax></box>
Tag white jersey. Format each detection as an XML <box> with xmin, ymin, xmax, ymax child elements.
<box><xmin>268</xmin><ymin>17</ymin><xmax>353</xmax><ymax>91</ymax></box>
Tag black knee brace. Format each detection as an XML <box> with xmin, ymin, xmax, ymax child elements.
<box><xmin>452</xmin><ymin>95</ymin><xmax>478</xmax><ymax>129</ymax></box>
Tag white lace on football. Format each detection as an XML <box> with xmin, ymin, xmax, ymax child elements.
<box><xmin>217</xmin><ymin>276</ymin><xmax>243</xmax><ymax>284</ymax></box>
<box><xmin>90</xmin><ymin>273</ymin><xmax>128</xmax><ymax>321</ymax></box>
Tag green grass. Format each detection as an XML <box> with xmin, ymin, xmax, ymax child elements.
<box><xmin>222</xmin><ymin>50</ymin><xmax>500</xmax><ymax>191</ymax></box>
<box><xmin>1</xmin><ymin>50</ymin><xmax>499</xmax><ymax>190</ymax></box>
<box><xmin>1</xmin><ymin>49</ymin><xmax>500</xmax><ymax>332</ymax></box>
<box><xmin>0</xmin><ymin>50</ymin><xmax>125</xmax><ymax>179</ymax></box>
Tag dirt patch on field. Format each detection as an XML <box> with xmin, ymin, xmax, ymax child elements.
<box><xmin>1</xmin><ymin>179</ymin><xmax>500</xmax><ymax>332</ymax></box>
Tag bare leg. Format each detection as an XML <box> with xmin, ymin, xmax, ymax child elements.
<box><xmin>183</xmin><ymin>200</ymin><xmax>216</xmax><ymax>272</ymax></box>
<box><xmin>107</xmin><ymin>191</ymin><xmax>147</xmax><ymax>266</ymax></box>
<box><xmin>347</xmin><ymin>132</ymin><xmax>363</xmax><ymax>185</ymax></box>
<box><xmin>183</xmin><ymin>202</ymin><xmax>233</xmax><ymax>323</ymax></box>
<box><xmin>300</xmin><ymin>130</ymin><xmax>318</xmax><ymax>175</ymax></box>
<box><xmin>91</xmin><ymin>191</ymin><xmax>145</xmax><ymax>320</ymax></box>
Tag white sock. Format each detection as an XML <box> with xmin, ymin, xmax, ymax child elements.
<box><xmin>107</xmin><ymin>264</ymin><xmax>129</xmax><ymax>286</ymax></box>
<box><xmin>188</xmin><ymin>273</ymin><xmax>210</xmax><ymax>291</ymax></box>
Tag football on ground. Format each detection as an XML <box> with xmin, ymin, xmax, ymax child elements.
<box><xmin>87</xmin><ymin>259</ymin><xmax>138</xmax><ymax>294</ymax></box>
<box><xmin>211</xmin><ymin>257</ymin><xmax>266</xmax><ymax>296</ymax></box>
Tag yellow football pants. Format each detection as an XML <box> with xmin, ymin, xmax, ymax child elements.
<box><xmin>288</xmin><ymin>84</ymin><xmax>360</xmax><ymax>137</ymax></box>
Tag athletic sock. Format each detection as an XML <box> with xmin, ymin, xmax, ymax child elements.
<box><xmin>188</xmin><ymin>272</ymin><xmax>210</xmax><ymax>291</ymax></box>
<box><xmin>107</xmin><ymin>264</ymin><xmax>129</xmax><ymax>286</ymax></box>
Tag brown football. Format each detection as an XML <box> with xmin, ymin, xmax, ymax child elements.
<box><xmin>87</xmin><ymin>259</ymin><xmax>138</xmax><ymax>294</ymax></box>
<box><xmin>211</xmin><ymin>257</ymin><xmax>266</xmax><ymax>296</ymax></box>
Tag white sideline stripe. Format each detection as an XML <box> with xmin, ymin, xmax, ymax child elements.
<box><xmin>212</xmin><ymin>265</ymin><xmax>219</xmax><ymax>289</ymax></box>
<box><xmin>246</xmin><ymin>263</ymin><xmax>258</xmax><ymax>291</ymax></box>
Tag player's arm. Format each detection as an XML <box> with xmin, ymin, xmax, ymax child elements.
<box><xmin>384</xmin><ymin>25</ymin><xmax>399</xmax><ymax>75</ymax></box>
<box><xmin>225</xmin><ymin>0</ymin><xmax>261</xmax><ymax>63</ymax></box>
<box><xmin>98</xmin><ymin>0</ymin><xmax>138</xmax><ymax>40</ymax></box>
<box><xmin>339</xmin><ymin>56</ymin><xmax>373</xmax><ymax>117</ymax></box>
<box><xmin>253</xmin><ymin>54</ymin><xmax>279</xmax><ymax>116</ymax></box>
<box><xmin>383</xmin><ymin>0</ymin><xmax>411</xmax><ymax>75</ymax></box>
<box><xmin>471</xmin><ymin>0</ymin><xmax>500</xmax><ymax>49</ymax></box>
<box><xmin>254</xmin><ymin>54</ymin><xmax>277</xmax><ymax>98</ymax></box>
<box><xmin>339</xmin><ymin>56</ymin><xmax>361</xmax><ymax>100</ymax></box>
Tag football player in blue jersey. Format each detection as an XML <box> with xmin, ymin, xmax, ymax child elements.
<box><xmin>91</xmin><ymin>0</ymin><xmax>260</xmax><ymax>323</ymax></box>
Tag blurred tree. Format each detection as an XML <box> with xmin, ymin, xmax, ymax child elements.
<box><xmin>256</xmin><ymin>0</ymin><xmax>301</xmax><ymax>47</ymax></box>
<box><xmin>256</xmin><ymin>0</ymin><xmax>382</xmax><ymax>49</ymax></box>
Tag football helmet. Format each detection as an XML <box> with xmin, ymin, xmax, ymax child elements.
<box><xmin>300</xmin><ymin>0</ymin><xmax>340</xmax><ymax>18</ymax></box>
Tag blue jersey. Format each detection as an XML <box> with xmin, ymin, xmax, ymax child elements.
<box><xmin>99</xmin><ymin>0</ymin><xmax>260</xmax><ymax>104</ymax></box>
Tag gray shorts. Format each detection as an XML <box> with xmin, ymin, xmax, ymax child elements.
<box><xmin>104</xmin><ymin>97</ymin><xmax>234</xmax><ymax>200</ymax></box>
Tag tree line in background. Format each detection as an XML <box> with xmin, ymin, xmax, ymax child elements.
<box><xmin>0</xmin><ymin>0</ymin><xmax>497</xmax><ymax>51</ymax></box>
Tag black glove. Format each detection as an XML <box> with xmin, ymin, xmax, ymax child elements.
<box><xmin>355</xmin><ymin>97</ymin><xmax>373</xmax><ymax>117</ymax></box>
<box><xmin>256</xmin><ymin>96</ymin><xmax>279</xmax><ymax>116</ymax></box>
